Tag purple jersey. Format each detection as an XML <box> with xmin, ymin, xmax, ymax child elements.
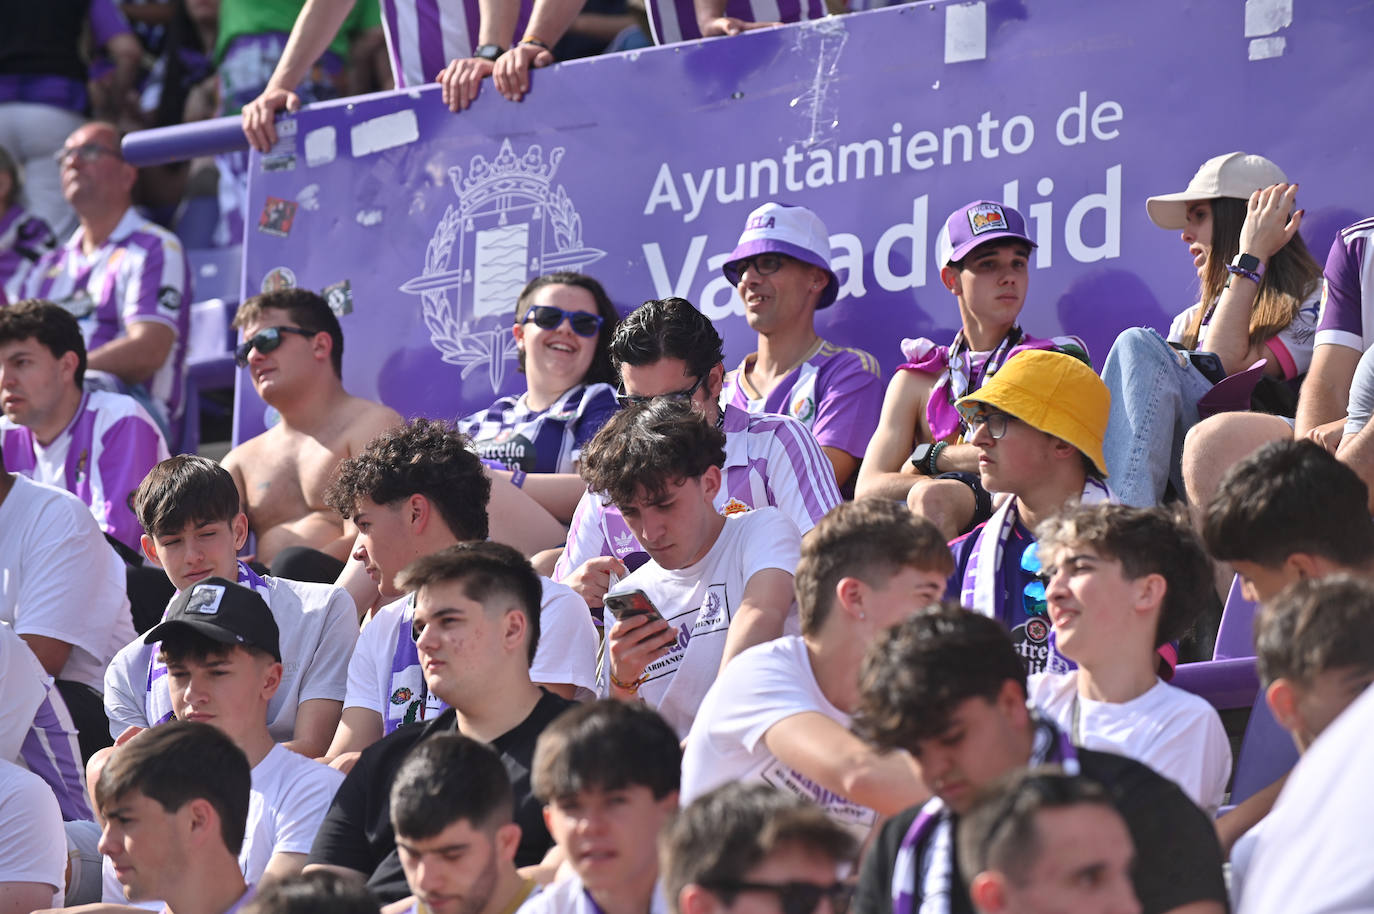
<box><xmin>24</xmin><ymin>209</ymin><xmax>192</xmax><ymax>419</ymax></box>
<box><xmin>380</xmin><ymin>0</ymin><xmax>532</xmax><ymax>89</ymax></box>
<box><xmin>1315</xmin><ymin>217</ymin><xmax>1374</xmax><ymax>352</ymax></box>
<box><xmin>720</xmin><ymin>339</ymin><xmax>883</xmax><ymax>460</ymax></box>
<box><xmin>2</xmin><ymin>390</ymin><xmax>169</xmax><ymax>551</ymax></box>
<box><xmin>0</xmin><ymin>205</ymin><xmax>57</xmax><ymax>304</ymax></box>
<box><xmin>646</xmin><ymin>0</ymin><xmax>825</xmax><ymax>44</ymax></box>
<box><xmin>553</xmin><ymin>404</ymin><xmax>841</xmax><ymax>579</ymax></box>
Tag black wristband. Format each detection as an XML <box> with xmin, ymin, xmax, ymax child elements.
<box><xmin>473</xmin><ymin>44</ymin><xmax>505</xmax><ymax>61</ymax></box>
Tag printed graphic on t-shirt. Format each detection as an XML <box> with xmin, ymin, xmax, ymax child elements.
<box><xmin>641</xmin><ymin>583</ymin><xmax>731</xmax><ymax>685</ymax></box>
<box><xmin>760</xmin><ymin>758</ymin><xmax>877</xmax><ymax>834</ymax></box>
<box><xmin>474</xmin><ymin>430</ymin><xmax>537</xmax><ymax>471</ymax></box>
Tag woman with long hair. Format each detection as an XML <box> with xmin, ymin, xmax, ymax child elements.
<box><xmin>1100</xmin><ymin>152</ymin><xmax>1322</xmax><ymax>507</ymax></box>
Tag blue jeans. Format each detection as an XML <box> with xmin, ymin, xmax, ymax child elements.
<box><xmin>1101</xmin><ymin>327</ymin><xmax>1214</xmax><ymax>507</ymax></box>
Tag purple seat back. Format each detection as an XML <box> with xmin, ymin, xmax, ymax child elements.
<box><xmin>1230</xmin><ymin>688</ymin><xmax>1299</xmax><ymax>806</ymax></box>
<box><xmin>1215</xmin><ymin>575</ymin><xmax>1260</xmax><ymax>661</ymax></box>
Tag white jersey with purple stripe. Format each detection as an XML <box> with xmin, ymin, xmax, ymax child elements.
<box><xmin>0</xmin><ymin>621</ymin><xmax>90</xmax><ymax>822</ymax></box>
<box><xmin>459</xmin><ymin>383</ymin><xmax>617</xmax><ymax>474</ymax></box>
<box><xmin>720</xmin><ymin>339</ymin><xmax>883</xmax><ymax>460</ymax></box>
<box><xmin>2</xmin><ymin>390</ymin><xmax>169</xmax><ymax>552</ymax></box>
<box><xmin>0</xmin><ymin>204</ymin><xmax>57</xmax><ymax>304</ymax></box>
<box><xmin>646</xmin><ymin>0</ymin><xmax>825</xmax><ymax>45</ymax></box>
<box><xmin>24</xmin><ymin>208</ymin><xmax>192</xmax><ymax>419</ymax></box>
<box><xmin>553</xmin><ymin>403</ymin><xmax>841</xmax><ymax>580</ymax></box>
<box><xmin>380</xmin><ymin>0</ymin><xmax>532</xmax><ymax>89</ymax></box>
<box><xmin>1167</xmin><ymin>285</ymin><xmax>1321</xmax><ymax>381</ymax></box>
<box><xmin>1315</xmin><ymin>217</ymin><xmax>1374</xmax><ymax>352</ymax></box>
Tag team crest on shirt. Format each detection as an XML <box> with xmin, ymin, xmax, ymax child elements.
<box><xmin>790</xmin><ymin>394</ymin><xmax>815</xmax><ymax>422</ymax></box>
<box><xmin>390</xmin><ymin>687</ymin><xmax>413</xmax><ymax>705</ymax></box>
<box><xmin>720</xmin><ymin>498</ymin><xmax>752</xmax><ymax>516</ymax></box>
<box><xmin>1025</xmin><ymin>617</ymin><xmax>1049</xmax><ymax>643</ymax></box>
<box><xmin>157</xmin><ymin>286</ymin><xmax>181</xmax><ymax>312</ymax></box>
<box><xmin>401</xmin><ymin>139</ymin><xmax>606</xmax><ymax>393</ymax></box>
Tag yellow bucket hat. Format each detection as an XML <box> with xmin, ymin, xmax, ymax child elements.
<box><xmin>955</xmin><ymin>349</ymin><xmax>1111</xmax><ymax>476</ymax></box>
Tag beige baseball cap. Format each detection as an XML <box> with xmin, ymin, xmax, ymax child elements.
<box><xmin>1146</xmin><ymin>152</ymin><xmax>1287</xmax><ymax>230</ymax></box>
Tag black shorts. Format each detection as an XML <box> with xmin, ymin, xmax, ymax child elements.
<box><xmin>935</xmin><ymin>470</ymin><xmax>994</xmax><ymax>535</ymax></box>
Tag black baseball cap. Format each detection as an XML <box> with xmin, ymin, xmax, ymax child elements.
<box><xmin>144</xmin><ymin>577</ymin><xmax>282</xmax><ymax>661</ymax></box>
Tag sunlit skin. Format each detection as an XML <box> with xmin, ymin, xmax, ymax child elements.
<box><xmin>239</xmin><ymin>309</ymin><xmax>329</xmax><ymax>403</ymax></box>
<box><xmin>1230</xmin><ymin>559</ymin><xmax>1298</xmax><ymax>605</ymax></box>
<box><xmin>941</xmin><ymin>242</ymin><xmax>1031</xmax><ymax>350</ymax></box>
<box><xmin>164</xmin><ymin>648</ymin><xmax>281</xmax><ymax>753</ymax></box>
<box><xmin>617</xmin><ymin>470</ymin><xmax>725</xmax><ymax>573</ymax></box>
<box><xmin>349</xmin><ymin>495</ymin><xmax>420</xmax><ymax>599</ymax></box>
<box><xmin>0</xmin><ymin>338</ymin><xmax>81</xmax><ymax>443</ymax></box>
<box><xmin>141</xmin><ymin>515</ymin><xmax>249</xmax><ymax>592</ymax></box>
<box><xmin>1181</xmin><ymin>200</ymin><xmax>1214</xmax><ymax>281</ymax></box>
<box><xmin>99</xmin><ymin>791</ymin><xmax>194</xmax><ymax>902</ymax></box>
<box><xmin>396</xmin><ymin>818</ymin><xmax>522</xmax><ymax>914</ymax></box>
<box><xmin>908</xmin><ymin>684</ymin><xmax>1032</xmax><ymax>815</ymax></box>
<box><xmin>967</xmin><ymin>409</ymin><xmax>1060</xmax><ymax>496</ymax></box>
<box><xmin>972</xmin><ymin>805</ymin><xmax>1140</xmax><ymax>914</ymax></box>
<box><xmin>736</xmin><ymin>255</ymin><xmax>828</xmax><ymax>335</ymax></box>
<box><xmin>513</xmin><ymin>284</ymin><xmax>601</xmax><ymax>410</ymax></box>
<box><xmin>1271</xmin><ymin>665</ymin><xmax>1374</xmax><ymax>752</ymax></box>
<box><xmin>543</xmin><ymin>785</ymin><xmax>678</xmax><ymax>907</ymax></box>
<box><xmin>863</xmin><ymin>567</ymin><xmax>950</xmax><ymax>631</ymax></box>
<box><xmin>1041</xmin><ymin>546</ymin><xmax>1158</xmax><ymax>669</ymax></box>
<box><xmin>411</xmin><ymin>582</ymin><xmax>527</xmax><ymax>709</ymax></box>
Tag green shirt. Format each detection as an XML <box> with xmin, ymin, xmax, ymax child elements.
<box><xmin>215</xmin><ymin>0</ymin><xmax>382</xmax><ymax>63</ymax></box>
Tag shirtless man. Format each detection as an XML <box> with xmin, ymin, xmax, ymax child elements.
<box><xmin>222</xmin><ymin>288</ymin><xmax>401</xmax><ymax>583</ymax></box>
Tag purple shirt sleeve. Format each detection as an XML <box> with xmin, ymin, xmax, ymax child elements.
<box><xmin>810</xmin><ymin>349</ymin><xmax>883</xmax><ymax>458</ymax></box>
<box><xmin>1315</xmin><ymin>231</ymin><xmax>1368</xmax><ymax>350</ymax></box>
<box><xmin>96</xmin><ymin>414</ymin><xmax>167</xmax><ymax>550</ymax></box>
<box><xmin>89</xmin><ymin>0</ymin><xmax>134</xmax><ymax>47</ymax></box>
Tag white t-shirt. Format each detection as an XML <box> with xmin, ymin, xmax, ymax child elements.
<box><xmin>346</xmin><ymin>577</ymin><xmax>600</xmax><ymax>734</ymax></box>
<box><xmin>0</xmin><ymin>622</ymin><xmax>48</xmax><ymax>763</ymax></box>
<box><xmin>0</xmin><ymin>475</ymin><xmax>134</xmax><ymax>691</ymax></box>
<box><xmin>103</xmin><ymin>574</ymin><xmax>359</xmax><ymax>742</ymax></box>
<box><xmin>0</xmin><ymin>760</ymin><xmax>65</xmax><ymax>907</ymax></box>
<box><xmin>680</xmin><ymin>635</ymin><xmax>877</xmax><ymax>838</ymax></box>
<box><xmin>1028</xmin><ymin>671</ymin><xmax>1232</xmax><ymax>814</ymax></box>
<box><xmin>1236</xmin><ymin>684</ymin><xmax>1374</xmax><ymax>914</ymax></box>
<box><xmin>103</xmin><ymin>743</ymin><xmax>344</xmax><ymax>904</ymax></box>
<box><xmin>517</xmin><ymin>873</ymin><xmax>669</xmax><ymax>914</ymax></box>
<box><xmin>601</xmin><ymin>508</ymin><xmax>801</xmax><ymax>737</ymax></box>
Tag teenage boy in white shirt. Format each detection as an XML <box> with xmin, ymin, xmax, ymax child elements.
<box><xmin>100</xmin><ymin>578</ymin><xmax>343</xmax><ymax>903</ymax></box>
<box><xmin>680</xmin><ymin>499</ymin><xmax>942</xmax><ymax>835</ymax></box>
<box><xmin>102</xmin><ymin>455</ymin><xmax>358</xmax><ymax>758</ymax></box>
<box><xmin>521</xmin><ymin>700</ymin><xmax>682</xmax><ymax>914</ymax></box>
<box><xmin>1034</xmin><ymin>503</ymin><xmax>1231</xmax><ymax>813</ymax></box>
<box><xmin>579</xmin><ymin>398</ymin><xmax>800</xmax><ymax>737</ymax></box>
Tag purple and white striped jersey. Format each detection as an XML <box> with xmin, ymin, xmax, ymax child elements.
<box><xmin>459</xmin><ymin>382</ymin><xmax>618</xmax><ymax>475</ymax></box>
<box><xmin>553</xmin><ymin>403</ymin><xmax>841</xmax><ymax>580</ymax></box>
<box><xmin>0</xmin><ymin>205</ymin><xmax>57</xmax><ymax>305</ymax></box>
<box><xmin>1315</xmin><ymin>217</ymin><xmax>1374</xmax><ymax>353</ymax></box>
<box><xmin>720</xmin><ymin>339</ymin><xmax>883</xmax><ymax>460</ymax></box>
<box><xmin>23</xmin><ymin>208</ymin><xmax>192</xmax><ymax>419</ymax></box>
<box><xmin>646</xmin><ymin>0</ymin><xmax>825</xmax><ymax>45</ymax></box>
<box><xmin>2</xmin><ymin>390</ymin><xmax>169</xmax><ymax>552</ymax></box>
<box><xmin>380</xmin><ymin>0</ymin><xmax>533</xmax><ymax>89</ymax></box>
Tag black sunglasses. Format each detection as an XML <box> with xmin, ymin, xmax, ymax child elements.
<box><xmin>235</xmin><ymin>326</ymin><xmax>316</xmax><ymax>367</ymax></box>
<box><xmin>615</xmin><ymin>373</ymin><xmax>707</xmax><ymax>409</ymax></box>
<box><xmin>521</xmin><ymin>305</ymin><xmax>604</xmax><ymax>338</ymax></box>
<box><xmin>723</xmin><ymin>252</ymin><xmax>791</xmax><ymax>284</ymax></box>
<box><xmin>704</xmin><ymin>881</ymin><xmax>853</xmax><ymax>914</ymax></box>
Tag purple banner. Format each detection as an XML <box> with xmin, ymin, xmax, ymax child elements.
<box><xmin>234</xmin><ymin>0</ymin><xmax>1374</xmax><ymax>440</ymax></box>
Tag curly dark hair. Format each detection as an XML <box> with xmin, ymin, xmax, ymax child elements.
<box><xmin>1036</xmin><ymin>503</ymin><xmax>1213</xmax><ymax>648</ymax></box>
<box><xmin>325</xmin><ymin>418</ymin><xmax>490</xmax><ymax>541</ymax></box>
<box><xmin>578</xmin><ymin>398</ymin><xmax>726</xmax><ymax>507</ymax></box>
<box><xmin>609</xmin><ymin>298</ymin><xmax>724</xmax><ymax>383</ymax></box>
<box><xmin>0</xmin><ymin>299</ymin><xmax>87</xmax><ymax>385</ymax></box>
<box><xmin>514</xmin><ymin>272</ymin><xmax>621</xmax><ymax>386</ymax></box>
<box><xmin>853</xmin><ymin>603</ymin><xmax>1026</xmax><ymax>752</ymax></box>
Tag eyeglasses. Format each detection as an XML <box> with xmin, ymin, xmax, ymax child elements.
<box><xmin>1021</xmin><ymin>541</ymin><xmax>1048</xmax><ymax>616</ymax></box>
<box><xmin>615</xmin><ymin>373</ymin><xmax>707</xmax><ymax>409</ymax></box>
<box><xmin>235</xmin><ymin>326</ymin><xmax>316</xmax><ymax>366</ymax></box>
<box><xmin>53</xmin><ymin>143</ymin><xmax>123</xmax><ymax>165</ymax></box>
<box><xmin>723</xmin><ymin>252</ymin><xmax>791</xmax><ymax>284</ymax></box>
<box><xmin>965</xmin><ymin>408</ymin><xmax>1013</xmax><ymax>440</ymax></box>
<box><xmin>521</xmin><ymin>305</ymin><xmax>604</xmax><ymax>338</ymax></box>
<box><xmin>703</xmin><ymin>881</ymin><xmax>854</xmax><ymax>914</ymax></box>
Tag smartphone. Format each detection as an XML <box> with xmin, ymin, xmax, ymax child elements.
<box><xmin>1186</xmin><ymin>350</ymin><xmax>1227</xmax><ymax>384</ymax></box>
<box><xmin>603</xmin><ymin>589</ymin><xmax>667</xmax><ymax>626</ymax></box>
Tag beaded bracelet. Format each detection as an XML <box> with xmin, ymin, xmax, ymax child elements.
<box><xmin>609</xmin><ymin>669</ymin><xmax>647</xmax><ymax>693</ymax></box>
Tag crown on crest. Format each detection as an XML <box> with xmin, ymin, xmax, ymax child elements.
<box><xmin>447</xmin><ymin>139</ymin><xmax>564</xmax><ymax>213</ymax></box>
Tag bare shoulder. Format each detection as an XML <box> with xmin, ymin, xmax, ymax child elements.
<box><xmin>343</xmin><ymin>396</ymin><xmax>403</xmax><ymax>452</ymax></box>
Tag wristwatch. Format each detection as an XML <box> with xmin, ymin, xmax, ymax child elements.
<box><xmin>909</xmin><ymin>442</ymin><xmax>947</xmax><ymax>476</ymax></box>
<box><xmin>473</xmin><ymin>44</ymin><xmax>505</xmax><ymax>61</ymax></box>
<box><xmin>1231</xmin><ymin>252</ymin><xmax>1265</xmax><ymax>277</ymax></box>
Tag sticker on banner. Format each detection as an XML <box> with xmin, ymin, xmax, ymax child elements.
<box><xmin>351</xmin><ymin>110</ymin><xmax>419</xmax><ymax>157</ymax></box>
<box><xmin>261</xmin><ymin>266</ymin><xmax>296</xmax><ymax>294</ymax></box>
<box><xmin>258</xmin><ymin>197</ymin><xmax>298</xmax><ymax>237</ymax></box>
<box><xmin>262</xmin><ymin>153</ymin><xmax>296</xmax><ymax>173</ymax></box>
<box><xmin>323</xmin><ymin>279</ymin><xmax>353</xmax><ymax>317</ymax></box>
<box><xmin>305</xmin><ymin>127</ymin><xmax>337</xmax><ymax>167</ymax></box>
<box><xmin>186</xmin><ymin>583</ymin><xmax>226</xmax><ymax>615</ymax></box>
<box><xmin>297</xmin><ymin>183</ymin><xmax>321</xmax><ymax>211</ymax></box>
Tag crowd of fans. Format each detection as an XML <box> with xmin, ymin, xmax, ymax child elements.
<box><xmin>3</xmin><ymin>3</ymin><xmax>1374</xmax><ymax>914</ymax></box>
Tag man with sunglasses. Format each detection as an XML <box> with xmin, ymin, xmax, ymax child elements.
<box><xmin>552</xmin><ymin>297</ymin><xmax>841</xmax><ymax>611</ymax></box>
<box><xmin>857</xmin><ymin>201</ymin><xmax>1088</xmax><ymax>541</ymax></box>
<box><xmin>719</xmin><ymin>203</ymin><xmax>882</xmax><ymax>492</ymax></box>
<box><xmin>662</xmin><ymin>781</ymin><xmax>858</xmax><ymax>914</ymax></box>
<box><xmin>221</xmin><ymin>288</ymin><xmax>401</xmax><ymax>584</ymax></box>
<box><xmin>23</xmin><ymin>122</ymin><xmax>191</xmax><ymax>431</ymax></box>
<box><xmin>945</xmin><ymin>350</ymin><xmax>1121</xmax><ymax>678</ymax></box>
